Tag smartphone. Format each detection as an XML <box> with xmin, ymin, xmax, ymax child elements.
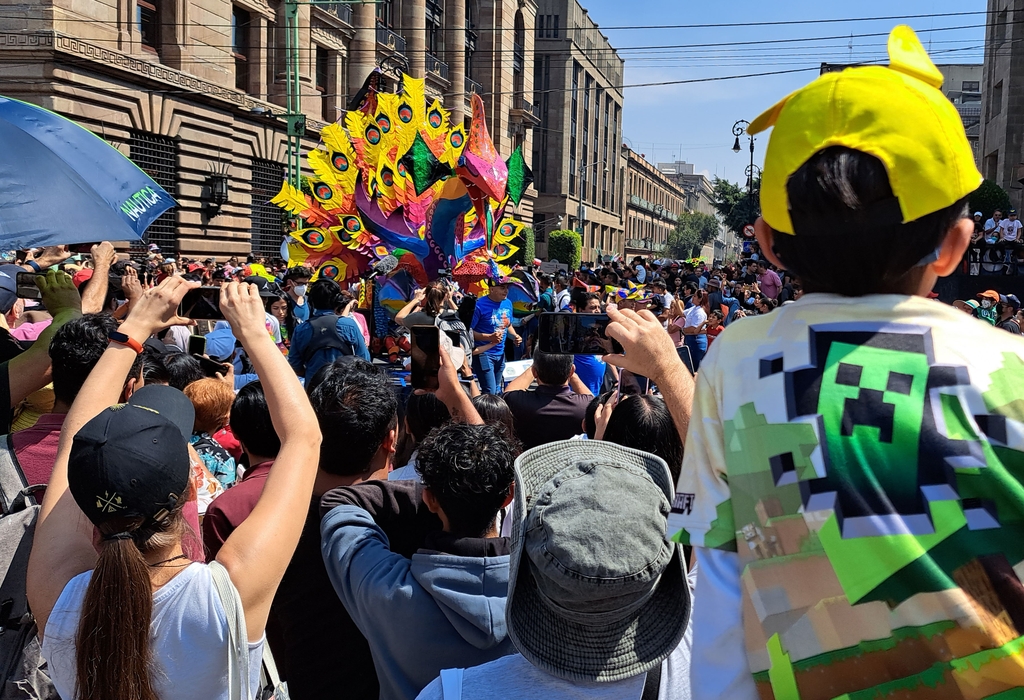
<box><xmin>192</xmin><ymin>354</ymin><xmax>229</xmax><ymax>378</ymax></box>
<box><xmin>69</xmin><ymin>242</ymin><xmax>98</xmax><ymax>254</ymax></box>
<box><xmin>187</xmin><ymin>334</ymin><xmax>207</xmax><ymax>356</ymax></box>
<box><xmin>537</xmin><ymin>313</ymin><xmax>623</xmax><ymax>355</ymax></box>
<box><xmin>179</xmin><ymin>287</ymin><xmax>224</xmax><ymax>320</ymax></box>
<box><xmin>618</xmin><ymin>369</ymin><xmax>651</xmax><ymax>398</ymax></box>
<box><xmin>15</xmin><ymin>272</ymin><xmax>42</xmax><ymax>300</ymax></box>
<box><xmin>410</xmin><ymin>326</ymin><xmax>465</xmax><ymax>391</ymax></box>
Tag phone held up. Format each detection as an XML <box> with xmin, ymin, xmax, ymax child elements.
<box><xmin>179</xmin><ymin>287</ymin><xmax>224</xmax><ymax>320</ymax></box>
<box><xmin>409</xmin><ymin>325</ymin><xmax>465</xmax><ymax>391</ymax></box>
<box><xmin>537</xmin><ymin>313</ymin><xmax>623</xmax><ymax>355</ymax></box>
<box><xmin>15</xmin><ymin>272</ymin><xmax>43</xmax><ymax>300</ymax></box>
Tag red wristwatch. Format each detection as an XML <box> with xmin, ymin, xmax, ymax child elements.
<box><xmin>108</xmin><ymin>331</ymin><xmax>144</xmax><ymax>354</ymax></box>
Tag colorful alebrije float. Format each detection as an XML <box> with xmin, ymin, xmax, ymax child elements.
<box><xmin>272</xmin><ymin>71</ymin><xmax>537</xmax><ymax>318</ymax></box>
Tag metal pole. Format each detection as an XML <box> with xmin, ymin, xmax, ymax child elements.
<box><xmin>285</xmin><ymin>0</ymin><xmax>303</xmax><ymax>190</ymax></box>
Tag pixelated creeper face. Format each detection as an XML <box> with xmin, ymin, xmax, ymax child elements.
<box><xmin>816</xmin><ymin>342</ymin><xmax>930</xmax><ymax>516</ymax></box>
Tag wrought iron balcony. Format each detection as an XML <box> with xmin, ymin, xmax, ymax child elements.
<box><xmin>425</xmin><ymin>53</ymin><xmax>449</xmax><ymax>81</ymax></box>
<box><xmin>376</xmin><ymin>25</ymin><xmax>407</xmax><ymax>54</ymax></box>
<box><xmin>311</xmin><ymin>0</ymin><xmax>353</xmax><ymax>24</ymax></box>
<box><xmin>465</xmin><ymin>77</ymin><xmax>483</xmax><ymax>95</ymax></box>
<box><xmin>510</xmin><ymin>95</ymin><xmax>540</xmax><ymax>127</ymax></box>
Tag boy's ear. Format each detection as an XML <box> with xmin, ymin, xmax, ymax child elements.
<box><xmin>754</xmin><ymin>218</ymin><xmax>787</xmax><ymax>270</ymax></box>
<box><xmin>930</xmin><ymin>218</ymin><xmax>974</xmax><ymax>277</ymax></box>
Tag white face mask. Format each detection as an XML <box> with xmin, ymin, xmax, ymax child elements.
<box><xmin>981</xmin><ymin>299</ymin><xmax>993</xmax><ymax>309</ymax></box>
<box><xmin>293</xmin><ymin>284</ymin><xmax>307</xmax><ymax>297</ymax></box>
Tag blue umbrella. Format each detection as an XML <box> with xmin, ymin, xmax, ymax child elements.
<box><xmin>0</xmin><ymin>95</ymin><xmax>176</xmax><ymax>249</ymax></box>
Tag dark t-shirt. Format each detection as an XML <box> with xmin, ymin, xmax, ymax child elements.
<box><xmin>503</xmin><ymin>385</ymin><xmax>591</xmax><ymax>449</ymax></box>
<box><xmin>999</xmin><ymin>319</ymin><xmax>1022</xmax><ymax>334</ymax></box>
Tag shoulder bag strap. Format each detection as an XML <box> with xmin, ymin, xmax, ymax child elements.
<box><xmin>641</xmin><ymin>661</ymin><xmax>662</xmax><ymax>700</ymax></box>
<box><xmin>440</xmin><ymin>668</ymin><xmax>464</xmax><ymax>700</ymax></box>
<box><xmin>0</xmin><ymin>433</ymin><xmax>30</xmax><ymax>514</ymax></box>
<box><xmin>209</xmin><ymin>561</ymin><xmax>251</xmax><ymax>700</ymax></box>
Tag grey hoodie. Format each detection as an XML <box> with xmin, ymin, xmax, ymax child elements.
<box><xmin>321</xmin><ymin>504</ymin><xmax>515</xmax><ymax>700</ymax></box>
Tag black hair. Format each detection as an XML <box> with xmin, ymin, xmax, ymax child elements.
<box><xmin>163</xmin><ymin>353</ymin><xmax>204</xmax><ymax>391</ymax></box>
<box><xmin>263</xmin><ymin>291</ymin><xmax>289</xmax><ymax>312</ymax></box>
<box><xmin>415</xmin><ymin>423</ymin><xmax>519</xmax><ymax>538</ymax></box>
<box><xmin>471</xmin><ymin>393</ymin><xmax>516</xmax><ymax>440</ymax></box>
<box><xmin>772</xmin><ymin>146</ymin><xmax>970</xmax><ymax>296</ymax></box>
<box><xmin>230</xmin><ymin>381</ymin><xmax>281</xmax><ymax>459</ymax></box>
<box><xmin>404</xmin><ymin>392</ymin><xmax>451</xmax><ymax>443</ymax></box>
<box><xmin>532</xmin><ymin>349</ymin><xmax>574</xmax><ymax>385</ymax></box>
<box><xmin>283</xmin><ymin>266</ymin><xmax>313</xmax><ymax>283</ymax></box>
<box><xmin>140</xmin><ymin>349</ymin><xmax>170</xmax><ymax>385</ymax></box>
<box><xmin>306</xmin><ymin>359</ymin><xmax>398</xmax><ymax>475</ymax></box>
<box><xmin>307</xmin><ymin>278</ymin><xmax>343</xmax><ymax>312</ymax></box>
<box><xmin>554</xmin><ymin>273</ymin><xmax>569</xmax><ymax>288</ymax></box>
<box><xmin>49</xmin><ymin>314</ymin><xmax>144</xmax><ymax>405</ymax></box>
<box><xmin>603</xmin><ymin>395</ymin><xmax>684</xmax><ymax>483</ymax></box>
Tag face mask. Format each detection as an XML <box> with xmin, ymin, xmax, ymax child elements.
<box><xmin>981</xmin><ymin>299</ymin><xmax>992</xmax><ymax>309</ymax></box>
<box><xmin>293</xmin><ymin>284</ymin><xmax>307</xmax><ymax>297</ymax></box>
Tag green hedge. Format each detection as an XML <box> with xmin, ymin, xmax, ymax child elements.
<box><xmin>548</xmin><ymin>229</ymin><xmax>582</xmax><ymax>269</ymax></box>
<box><xmin>521</xmin><ymin>227</ymin><xmax>535</xmax><ymax>265</ymax></box>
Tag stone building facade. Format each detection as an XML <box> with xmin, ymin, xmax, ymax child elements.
<box><xmin>0</xmin><ymin>0</ymin><xmax>537</xmax><ymax>259</ymax></box>
<box><xmin>980</xmin><ymin>0</ymin><xmax>1024</xmax><ymax>209</ymax></box>
<box><xmin>623</xmin><ymin>148</ymin><xmax>684</xmax><ymax>258</ymax></box>
<box><xmin>531</xmin><ymin>0</ymin><xmax>623</xmax><ymax>263</ymax></box>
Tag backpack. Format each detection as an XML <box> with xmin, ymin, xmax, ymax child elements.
<box><xmin>0</xmin><ymin>435</ymin><xmax>57</xmax><ymax>700</ymax></box>
<box><xmin>436</xmin><ymin>311</ymin><xmax>472</xmax><ymax>359</ymax></box>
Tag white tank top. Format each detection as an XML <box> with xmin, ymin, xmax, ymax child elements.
<box><xmin>42</xmin><ymin>563</ymin><xmax>264</xmax><ymax>700</ymax></box>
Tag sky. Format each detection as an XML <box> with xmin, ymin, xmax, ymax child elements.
<box><xmin>577</xmin><ymin>0</ymin><xmax>987</xmax><ymax>184</ymax></box>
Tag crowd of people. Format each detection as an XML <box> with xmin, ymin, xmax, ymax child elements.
<box><xmin>5</xmin><ymin>23</ymin><xmax>1024</xmax><ymax>700</ymax></box>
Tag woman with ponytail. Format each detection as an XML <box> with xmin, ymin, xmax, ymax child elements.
<box><xmin>27</xmin><ymin>277</ymin><xmax>322</xmax><ymax>700</ymax></box>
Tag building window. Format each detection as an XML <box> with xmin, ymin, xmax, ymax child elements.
<box><xmin>465</xmin><ymin>2</ymin><xmax>477</xmax><ymax>79</ymax></box>
<box><xmin>232</xmin><ymin>6</ymin><xmax>251</xmax><ymax>92</ymax></box>
<box><xmin>252</xmin><ymin>158</ymin><xmax>286</xmax><ymax>258</ymax></box>
<box><xmin>986</xmin><ymin>150</ymin><xmax>999</xmax><ymax>181</ymax></box>
<box><xmin>992</xmin><ymin>81</ymin><xmax>1003</xmax><ymax>117</ymax></box>
<box><xmin>995</xmin><ymin>8</ymin><xmax>1008</xmax><ymax>45</ymax></box>
<box><xmin>426</xmin><ymin>0</ymin><xmax>443</xmax><ymax>55</ymax></box>
<box><xmin>316</xmin><ymin>45</ymin><xmax>332</xmax><ymax>122</ymax></box>
<box><xmin>962</xmin><ymin>80</ymin><xmax>980</xmax><ymax>93</ymax></box>
<box><xmin>129</xmin><ymin>131</ymin><xmax>177</xmax><ymax>252</ymax></box>
<box><xmin>536</xmin><ymin>15</ymin><xmax>559</xmax><ymax>38</ymax></box>
<box><xmin>377</xmin><ymin>0</ymin><xmax>394</xmax><ymax>28</ymax></box>
<box><xmin>137</xmin><ymin>0</ymin><xmax>159</xmax><ymax>54</ymax></box>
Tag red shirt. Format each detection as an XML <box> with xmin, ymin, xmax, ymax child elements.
<box><xmin>706</xmin><ymin>326</ymin><xmax>724</xmax><ymax>345</ymax></box>
<box><xmin>11</xmin><ymin>413</ymin><xmax>67</xmax><ymax>493</ymax></box>
<box><xmin>201</xmin><ymin>460</ymin><xmax>274</xmax><ymax>560</ymax></box>
<box><xmin>213</xmin><ymin>426</ymin><xmax>243</xmax><ymax>461</ymax></box>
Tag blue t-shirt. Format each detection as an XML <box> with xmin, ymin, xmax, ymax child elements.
<box><xmin>573</xmin><ymin>354</ymin><xmax>606</xmax><ymax>395</ymax></box>
<box><xmin>471</xmin><ymin>295</ymin><xmax>513</xmax><ymax>359</ymax></box>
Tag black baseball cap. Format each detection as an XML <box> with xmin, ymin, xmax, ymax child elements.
<box><xmin>68</xmin><ymin>393</ymin><xmax>193</xmax><ymax>528</ymax></box>
<box><xmin>128</xmin><ymin>385</ymin><xmax>196</xmax><ymax>440</ymax></box>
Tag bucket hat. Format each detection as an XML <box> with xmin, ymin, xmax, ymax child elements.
<box><xmin>507</xmin><ymin>440</ymin><xmax>690</xmax><ymax>682</ymax></box>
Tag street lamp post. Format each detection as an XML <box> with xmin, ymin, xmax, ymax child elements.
<box><xmin>732</xmin><ymin>119</ymin><xmax>759</xmax><ymax>210</ymax></box>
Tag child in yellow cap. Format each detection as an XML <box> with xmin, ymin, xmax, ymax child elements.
<box><xmin>672</xmin><ymin>26</ymin><xmax>1024</xmax><ymax>700</ymax></box>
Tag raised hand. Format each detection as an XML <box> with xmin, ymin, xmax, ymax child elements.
<box><xmin>119</xmin><ymin>276</ymin><xmax>198</xmax><ymax>341</ymax></box>
<box><xmin>604</xmin><ymin>307</ymin><xmax>684</xmax><ymax>386</ymax></box>
<box><xmin>220</xmin><ymin>281</ymin><xmax>269</xmax><ymax>343</ymax></box>
<box><xmin>36</xmin><ymin>269</ymin><xmax>82</xmax><ymax>318</ymax></box>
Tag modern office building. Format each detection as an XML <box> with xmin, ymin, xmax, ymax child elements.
<box><xmin>0</xmin><ymin>0</ymin><xmax>538</xmax><ymax>258</ymax></box>
<box><xmin>531</xmin><ymin>0</ymin><xmax>624</xmax><ymax>262</ymax></box>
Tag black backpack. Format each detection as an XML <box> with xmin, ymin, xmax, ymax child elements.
<box><xmin>0</xmin><ymin>435</ymin><xmax>57</xmax><ymax>699</ymax></box>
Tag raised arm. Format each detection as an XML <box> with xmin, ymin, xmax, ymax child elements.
<box><xmin>28</xmin><ymin>276</ymin><xmax>196</xmax><ymax>638</ymax></box>
<box><xmin>214</xmin><ymin>282</ymin><xmax>322</xmax><ymax>641</ymax></box>
<box><xmin>604</xmin><ymin>307</ymin><xmax>695</xmax><ymax>448</ymax></box>
<box><xmin>396</xmin><ymin>288</ymin><xmax>425</xmax><ymax>327</ymax></box>
<box><xmin>80</xmin><ymin>242</ymin><xmax>117</xmax><ymax>314</ymax></box>
<box><xmin>8</xmin><ymin>270</ymin><xmax>83</xmax><ymax>407</ymax></box>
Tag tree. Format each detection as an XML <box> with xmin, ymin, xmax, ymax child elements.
<box><xmin>713</xmin><ymin>176</ymin><xmax>760</xmax><ymax>237</ymax></box>
<box><xmin>969</xmin><ymin>179</ymin><xmax>1012</xmax><ymax>219</ymax></box>
<box><xmin>548</xmin><ymin>230</ymin><xmax>582</xmax><ymax>270</ymax></box>
<box><xmin>667</xmin><ymin>212</ymin><xmax>720</xmax><ymax>260</ymax></box>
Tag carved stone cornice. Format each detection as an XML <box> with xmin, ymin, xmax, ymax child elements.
<box><xmin>1</xmin><ymin>32</ymin><xmax>328</xmax><ymax>134</ymax></box>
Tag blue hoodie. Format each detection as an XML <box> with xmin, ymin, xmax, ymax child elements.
<box><xmin>321</xmin><ymin>505</ymin><xmax>515</xmax><ymax>700</ymax></box>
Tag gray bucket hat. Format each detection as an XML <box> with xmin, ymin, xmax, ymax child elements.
<box><xmin>507</xmin><ymin>440</ymin><xmax>690</xmax><ymax>683</ymax></box>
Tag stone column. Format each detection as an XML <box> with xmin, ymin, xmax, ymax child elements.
<box><xmin>403</xmin><ymin>0</ymin><xmax>426</xmax><ymax>79</ymax></box>
<box><xmin>348</xmin><ymin>0</ymin><xmax>378</xmax><ymax>95</ymax></box>
<box><xmin>445</xmin><ymin>0</ymin><xmax>466</xmax><ymax>125</ymax></box>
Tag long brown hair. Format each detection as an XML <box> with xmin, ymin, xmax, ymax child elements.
<box><xmin>75</xmin><ymin>498</ymin><xmax>188</xmax><ymax>700</ymax></box>
<box><xmin>422</xmin><ymin>280</ymin><xmax>447</xmax><ymax>317</ymax></box>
